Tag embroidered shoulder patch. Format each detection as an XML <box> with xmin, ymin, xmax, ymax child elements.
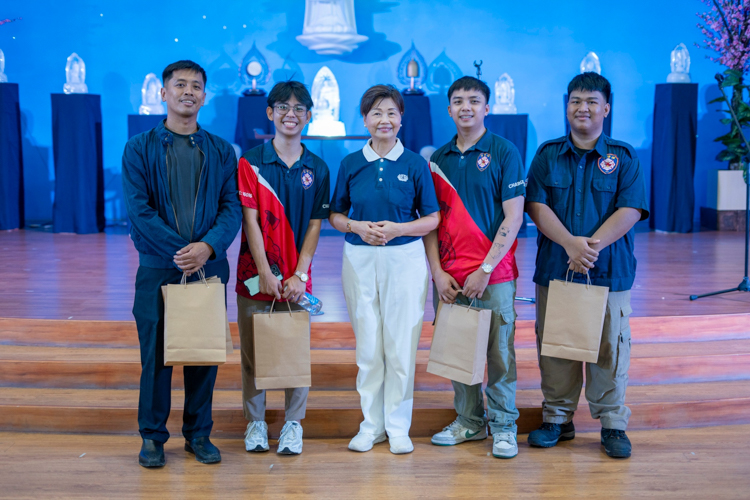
<box><xmin>598</xmin><ymin>154</ymin><xmax>619</xmax><ymax>174</ymax></box>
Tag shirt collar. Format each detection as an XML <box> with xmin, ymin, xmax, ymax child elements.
<box><xmin>363</xmin><ymin>138</ymin><xmax>404</xmax><ymax>162</ymax></box>
<box><xmin>561</xmin><ymin>133</ymin><xmax>609</xmax><ymax>158</ymax></box>
<box><xmin>448</xmin><ymin>129</ymin><xmax>492</xmax><ymax>155</ymax></box>
<box><xmin>157</xmin><ymin>119</ymin><xmax>206</xmax><ymax>147</ymax></box>
<box><xmin>261</xmin><ymin>140</ymin><xmax>312</xmax><ymax>169</ymax></box>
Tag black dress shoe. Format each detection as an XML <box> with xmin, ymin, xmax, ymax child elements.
<box><xmin>528</xmin><ymin>421</ymin><xmax>576</xmax><ymax>448</ymax></box>
<box><xmin>139</xmin><ymin>438</ymin><xmax>165</xmax><ymax>468</ymax></box>
<box><xmin>185</xmin><ymin>436</ymin><xmax>221</xmax><ymax>464</ymax></box>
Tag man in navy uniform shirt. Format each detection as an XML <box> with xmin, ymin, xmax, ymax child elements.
<box><xmin>236</xmin><ymin>81</ymin><xmax>330</xmax><ymax>456</ymax></box>
<box><xmin>525</xmin><ymin>72</ymin><xmax>649</xmax><ymax>458</ymax></box>
<box><xmin>425</xmin><ymin>76</ymin><xmax>526</xmax><ymax>459</ymax></box>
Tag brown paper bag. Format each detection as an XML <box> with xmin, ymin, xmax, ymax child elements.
<box><xmin>427</xmin><ymin>300</ymin><xmax>492</xmax><ymax>386</ymax></box>
<box><xmin>541</xmin><ymin>272</ymin><xmax>609</xmax><ymax>363</ymax></box>
<box><xmin>161</xmin><ymin>272</ymin><xmax>227</xmax><ymax>366</ymax></box>
<box><xmin>252</xmin><ymin>300</ymin><xmax>311</xmax><ymax>390</ymax></box>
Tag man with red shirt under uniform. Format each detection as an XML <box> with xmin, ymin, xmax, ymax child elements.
<box><xmin>424</xmin><ymin>76</ymin><xmax>526</xmax><ymax>459</ymax></box>
<box><xmin>235</xmin><ymin>81</ymin><xmax>330</xmax><ymax>456</ymax></box>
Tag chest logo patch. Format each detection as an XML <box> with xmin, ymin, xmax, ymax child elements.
<box><xmin>476</xmin><ymin>152</ymin><xmax>491</xmax><ymax>171</ymax></box>
<box><xmin>301</xmin><ymin>168</ymin><xmax>314</xmax><ymax>189</ymax></box>
<box><xmin>598</xmin><ymin>154</ymin><xmax>619</xmax><ymax>175</ymax></box>
<box><xmin>397</xmin><ymin>174</ymin><xmax>408</xmax><ymax>182</ymax></box>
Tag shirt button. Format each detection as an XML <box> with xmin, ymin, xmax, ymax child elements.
<box><xmin>576</xmin><ymin>213</ymin><xmax>581</xmax><ymax>217</ymax></box>
<box><xmin>380</xmin><ymin>159</ymin><xmax>384</xmax><ymax>162</ymax></box>
<box><xmin>379</xmin><ymin>168</ymin><xmax>383</xmax><ymax>171</ymax></box>
<box><xmin>577</xmin><ymin>189</ymin><xmax>582</xmax><ymax>193</ymax></box>
<box><xmin>579</xmin><ymin>165</ymin><xmax>583</xmax><ymax>169</ymax></box>
<box><xmin>379</xmin><ymin>178</ymin><xmax>383</xmax><ymax>181</ymax></box>
<box><xmin>461</xmin><ymin>156</ymin><xmax>464</xmax><ymax>159</ymax></box>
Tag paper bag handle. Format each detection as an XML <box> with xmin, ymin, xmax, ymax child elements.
<box><xmin>180</xmin><ymin>268</ymin><xmax>207</xmax><ymax>287</ymax></box>
<box><xmin>466</xmin><ymin>297</ymin><xmax>478</xmax><ymax>311</ymax></box>
<box><xmin>269</xmin><ymin>298</ymin><xmax>294</xmax><ymax>316</ymax></box>
<box><xmin>564</xmin><ymin>269</ymin><xmax>592</xmax><ymax>288</ymax></box>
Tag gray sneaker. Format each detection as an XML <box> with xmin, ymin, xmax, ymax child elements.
<box><xmin>244</xmin><ymin>421</ymin><xmax>269</xmax><ymax>452</ymax></box>
<box><xmin>431</xmin><ymin>419</ymin><xmax>488</xmax><ymax>446</ymax></box>
<box><xmin>277</xmin><ymin>421</ymin><xmax>303</xmax><ymax>455</ymax></box>
<box><xmin>492</xmin><ymin>432</ymin><xmax>518</xmax><ymax>459</ymax></box>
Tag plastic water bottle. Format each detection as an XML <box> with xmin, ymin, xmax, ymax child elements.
<box><xmin>297</xmin><ymin>293</ymin><xmax>323</xmax><ymax>315</ymax></box>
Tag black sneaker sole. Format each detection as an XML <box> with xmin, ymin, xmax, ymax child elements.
<box><xmin>138</xmin><ymin>457</ymin><xmax>165</xmax><ymax>468</ymax></box>
<box><xmin>602</xmin><ymin>443</ymin><xmax>631</xmax><ymax>459</ymax></box>
<box><xmin>528</xmin><ymin>431</ymin><xmax>576</xmax><ymax>448</ymax></box>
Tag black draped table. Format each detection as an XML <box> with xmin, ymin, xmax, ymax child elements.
<box><xmin>51</xmin><ymin>94</ymin><xmax>105</xmax><ymax>234</ymax></box>
<box><xmin>398</xmin><ymin>93</ymin><xmax>433</xmax><ymax>153</ymax></box>
<box><xmin>235</xmin><ymin>94</ymin><xmax>273</xmax><ymax>153</ymax></box>
<box><xmin>650</xmin><ymin>83</ymin><xmax>698</xmax><ymax>233</ymax></box>
<box><xmin>0</xmin><ymin>83</ymin><xmax>24</xmax><ymax>230</ymax></box>
<box><xmin>128</xmin><ymin>114</ymin><xmax>165</xmax><ymax>139</ymax></box>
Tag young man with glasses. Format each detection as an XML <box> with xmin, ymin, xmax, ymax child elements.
<box><xmin>235</xmin><ymin>81</ymin><xmax>330</xmax><ymax>455</ymax></box>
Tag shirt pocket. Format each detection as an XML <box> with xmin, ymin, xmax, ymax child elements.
<box><xmin>386</xmin><ymin>181</ymin><xmax>416</xmax><ymax>209</ymax></box>
<box><xmin>592</xmin><ymin>177</ymin><xmax>617</xmax><ymax>212</ymax></box>
<box><xmin>543</xmin><ymin>172</ymin><xmax>572</xmax><ymax>209</ymax></box>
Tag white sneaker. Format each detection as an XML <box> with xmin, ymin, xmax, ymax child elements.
<box><xmin>431</xmin><ymin>419</ymin><xmax>488</xmax><ymax>446</ymax></box>
<box><xmin>492</xmin><ymin>432</ymin><xmax>518</xmax><ymax>459</ymax></box>
<box><xmin>277</xmin><ymin>421</ymin><xmax>303</xmax><ymax>455</ymax></box>
<box><xmin>348</xmin><ymin>432</ymin><xmax>387</xmax><ymax>452</ymax></box>
<box><xmin>389</xmin><ymin>436</ymin><xmax>414</xmax><ymax>455</ymax></box>
<box><xmin>244</xmin><ymin>421</ymin><xmax>269</xmax><ymax>452</ymax></box>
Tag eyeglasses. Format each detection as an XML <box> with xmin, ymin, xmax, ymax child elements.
<box><xmin>274</xmin><ymin>104</ymin><xmax>308</xmax><ymax>116</ymax></box>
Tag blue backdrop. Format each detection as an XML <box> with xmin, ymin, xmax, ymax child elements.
<box><xmin>0</xmin><ymin>0</ymin><xmax>727</xmax><ymax>224</ymax></box>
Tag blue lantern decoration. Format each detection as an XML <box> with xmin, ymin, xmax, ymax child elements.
<box><xmin>240</xmin><ymin>42</ymin><xmax>270</xmax><ymax>96</ymax></box>
<box><xmin>426</xmin><ymin>49</ymin><xmax>462</xmax><ymax>93</ymax></box>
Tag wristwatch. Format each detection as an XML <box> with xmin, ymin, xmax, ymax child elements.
<box><xmin>480</xmin><ymin>262</ymin><xmax>494</xmax><ymax>274</ymax></box>
<box><xmin>346</xmin><ymin>221</ymin><xmax>353</xmax><ymax>232</ymax></box>
<box><xmin>294</xmin><ymin>270</ymin><xmax>309</xmax><ymax>283</ymax></box>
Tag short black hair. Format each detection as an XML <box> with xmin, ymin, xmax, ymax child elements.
<box><xmin>447</xmin><ymin>76</ymin><xmax>490</xmax><ymax>103</ymax></box>
<box><xmin>359</xmin><ymin>84</ymin><xmax>404</xmax><ymax>116</ymax></box>
<box><xmin>162</xmin><ymin>60</ymin><xmax>207</xmax><ymax>86</ymax></box>
<box><xmin>267</xmin><ymin>81</ymin><xmax>314</xmax><ymax>110</ymax></box>
<box><xmin>568</xmin><ymin>72</ymin><xmax>611</xmax><ymax>103</ymax></box>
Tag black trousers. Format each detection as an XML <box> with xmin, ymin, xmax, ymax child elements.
<box><xmin>133</xmin><ymin>259</ymin><xmax>229</xmax><ymax>443</ymax></box>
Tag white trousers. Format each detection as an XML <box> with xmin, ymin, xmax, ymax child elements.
<box><xmin>342</xmin><ymin>240</ymin><xmax>428</xmax><ymax>438</ymax></box>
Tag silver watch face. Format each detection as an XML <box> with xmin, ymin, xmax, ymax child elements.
<box><xmin>296</xmin><ymin>272</ymin><xmax>309</xmax><ymax>282</ymax></box>
<box><xmin>481</xmin><ymin>263</ymin><xmax>493</xmax><ymax>274</ymax></box>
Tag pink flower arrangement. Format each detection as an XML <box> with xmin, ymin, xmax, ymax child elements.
<box><xmin>697</xmin><ymin>0</ymin><xmax>750</xmax><ymax>71</ymax></box>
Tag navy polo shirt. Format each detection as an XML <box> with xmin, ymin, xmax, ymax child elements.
<box><xmin>330</xmin><ymin>139</ymin><xmax>440</xmax><ymax>246</ymax></box>
<box><xmin>430</xmin><ymin>130</ymin><xmax>526</xmax><ymax>242</ymax></box>
<box><xmin>526</xmin><ymin>134</ymin><xmax>650</xmax><ymax>291</ymax></box>
<box><xmin>240</xmin><ymin>141</ymin><xmax>330</xmax><ymax>253</ymax></box>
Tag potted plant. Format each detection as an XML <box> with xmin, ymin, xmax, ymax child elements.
<box><xmin>697</xmin><ymin>0</ymin><xmax>750</xmax><ymax>182</ymax></box>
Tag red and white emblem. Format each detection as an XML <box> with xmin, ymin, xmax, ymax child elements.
<box><xmin>476</xmin><ymin>152</ymin><xmax>491</xmax><ymax>171</ymax></box>
<box><xmin>301</xmin><ymin>168</ymin><xmax>314</xmax><ymax>189</ymax></box>
<box><xmin>598</xmin><ymin>154</ymin><xmax>619</xmax><ymax>174</ymax></box>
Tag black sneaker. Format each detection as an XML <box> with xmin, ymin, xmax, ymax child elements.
<box><xmin>138</xmin><ymin>438</ymin><xmax>165</xmax><ymax>468</ymax></box>
<box><xmin>528</xmin><ymin>421</ymin><xmax>576</xmax><ymax>448</ymax></box>
<box><xmin>601</xmin><ymin>428</ymin><xmax>631</xmax><ymax>458</ymax></box>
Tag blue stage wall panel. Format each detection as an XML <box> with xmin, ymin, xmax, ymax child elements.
<box><xmin>0</xmin><ymin>0</ymin><xmax>727</xmax><ymax>223</ymax></box>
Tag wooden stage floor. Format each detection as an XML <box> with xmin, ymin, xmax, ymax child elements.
<box><xmin>2</xmin><ymin>426</ymin><xmax>750</xmax><ymax>499</ymax></box>
<box><xmin>0</xmin><ymin>228</ymin><xmax>748</xmax><ymax>322</ymax></box>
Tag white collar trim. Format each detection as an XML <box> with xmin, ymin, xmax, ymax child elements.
<box><xmin>363</xmin><ymin>138</ymin><xmax>404</xmax><ymax>162</ymax></box>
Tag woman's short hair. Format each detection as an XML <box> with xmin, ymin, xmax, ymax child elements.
<box><xmin>359</xmin><ymin>84</ymin><xmax>404</xmax><ymax>116</ymax></box>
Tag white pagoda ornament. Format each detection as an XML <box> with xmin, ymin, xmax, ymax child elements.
<box><xmin>492</xmin><ymin>73</ymin><xmax>517</xmax><ymax>114</ymax></box>
<box><xmin>308</xmin><ymin>66</ymin><xmax>346</xmax><ymax>137</ymax></box>
<box><xmin>63</xmin><ymin>53</ymin><xmax>88</xmax><ymax>94</ymax></box>
<box><xmin>296</xmin><ymin>0</ymin><xmax>368</xmax><ymax>55</ymax></box>
<box><xmin>580</xmin><ymin>52</ymin><xmax>601</xmax><ymax>74</ymax></box>
<box><xmin>139</xmin><ymin>73</ymin><xmax>165</xmax><ymax>115</ymax></box>
<box><xmin>667</xmin><ymin>43</ymin><xmax>691</xmax><ymax>83</ymax></box>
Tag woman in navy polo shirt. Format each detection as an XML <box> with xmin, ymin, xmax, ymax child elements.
<box><xmin>329</xmin><ymin>84</ymin><xmax>440</xmax><ymax>455</ymax></box>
